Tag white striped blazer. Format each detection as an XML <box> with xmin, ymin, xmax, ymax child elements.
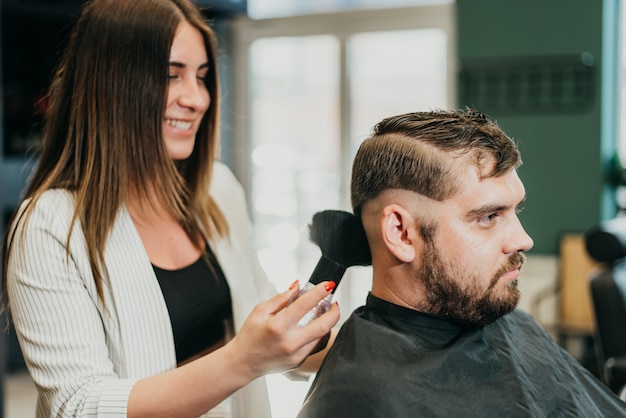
<box><xmin>6</xmin><ymin>161</ymin><xmax>276</xmax><ymax>418</ymax></box>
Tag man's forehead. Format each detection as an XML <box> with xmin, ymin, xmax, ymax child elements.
<box><xmin>453</xmin><ymin>169</ymin><xmax>525</xmax><ymax>211</ymax></box>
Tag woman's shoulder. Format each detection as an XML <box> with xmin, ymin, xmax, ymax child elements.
<box><xmin>14</xmin><ymin>189</ymin><xmax>76</xmax><ymax>230</ymax></box>
<box><xmin>210</xmin><ymin>161</ymin><xmax>246</xmax><ymax>205</ymax></box>
<box><xmin>18</xmin><ymin>188</ymin><xmax>75</xmax><ymax>214</ymax></box>
<box><xmin>36</xmin><ymin>188</ymin><xmax>75</xmax><ymax>204</ymax></box>
<box><xmin>211</xmin><ymin>160</ymin><xmax>240</xmax><ymax>187</ymax></box>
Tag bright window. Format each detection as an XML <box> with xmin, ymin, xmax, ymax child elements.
<box><xmin>249</xmin><ymin>35</ymin><xmax>341</xmax><ymax>290</ymax></box>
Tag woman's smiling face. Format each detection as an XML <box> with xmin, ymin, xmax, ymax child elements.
<box><xmin>163</xmin><ymin>21</ymin><xmax>210</xmax><ymax>160</ymax></box>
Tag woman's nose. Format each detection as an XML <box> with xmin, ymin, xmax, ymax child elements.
<box><xmin>178</xmin><ymin>80</ymin><xmax>209</xmax><ymax>111</ymax></box>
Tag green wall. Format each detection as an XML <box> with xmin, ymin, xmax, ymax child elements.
<box><xmin>456</xmin><ymin>0</ymin><xmax>618</xmax><ymax>254</ymax></box>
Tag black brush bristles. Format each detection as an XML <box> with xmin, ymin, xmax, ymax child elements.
<box><xmin>307</xmin><ymin>210</ymin><xmax>372</xmax><ymax>290</ymax></box>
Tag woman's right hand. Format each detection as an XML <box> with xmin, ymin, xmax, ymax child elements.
<box><xmin>127</xmin><ymin>282</ymin><xmax>338</xmax><ymax>417</ymax></box>
<box><xmin>225</xmin><ymin>281</ymin><xmax>340</xmax><ymax>381</ymax></box>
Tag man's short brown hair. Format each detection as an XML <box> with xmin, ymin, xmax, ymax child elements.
<box><xmin>351</xmin><ymin>108</ymin><xmax>521</xmax><ymax>216</ymax></box>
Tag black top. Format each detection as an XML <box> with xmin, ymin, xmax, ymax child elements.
<box><xmin>153</xmin><ymin>247</ymin><xmax>232</xmax><ymax>364</ymax></box>
<box><xmin>299</xmin><ymin>293</ymin><xmax>626</xmax><ymax>417</ymax></box>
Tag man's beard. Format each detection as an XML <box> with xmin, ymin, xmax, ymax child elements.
<box><xmin>419</xmin><ymin>242</ymin><xmax>525</xmax><ymax>328</ymax></box>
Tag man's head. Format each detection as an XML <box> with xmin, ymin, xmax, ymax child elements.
<box><xmin>352</xmin><ymin>109</ymin><xmax>534</xmax><ymax>327</ymax></box>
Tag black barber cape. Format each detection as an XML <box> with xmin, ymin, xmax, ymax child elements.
<box><xmin>298</xmin><ymin>293</ymin><xmax>626</xmax><ymax>418</ymax></box>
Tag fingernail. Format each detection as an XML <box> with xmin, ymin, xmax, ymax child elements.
<box><xmin>334</xmin><ymin>301</ymin><xmax>340</xmax><ymax>308</ymax></box>
<box><xmin>324</xmin><ymin>281</ymin><xmax>336</xmax><ymax>292</ymax></box>
<box><xmin>289</xmin><ymin>280</ymin><xmax>299</xmax><ymax>290</ymax></box>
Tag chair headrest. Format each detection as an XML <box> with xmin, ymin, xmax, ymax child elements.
<box><xmin>585</xmin><ymin>217</ymin><xmax>626</xmax><ymax>263</ymax></box>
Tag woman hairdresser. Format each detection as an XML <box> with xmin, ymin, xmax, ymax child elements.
<box><xmin>1</xmin><ymin>0</ymin><xmax>339</xmax><ymax>417</ymax></box>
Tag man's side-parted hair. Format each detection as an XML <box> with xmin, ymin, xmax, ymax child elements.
<box><xmin>2</xmin><ymin>0</ymin><xmax>224</xmax><ymax>307</ymax></box>
<box><xmin>351</xmin><ymin>108</ymin><xmax>522</xmax><ymax>216</ymax></box>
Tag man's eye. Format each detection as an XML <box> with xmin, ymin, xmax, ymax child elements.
<box><xmin>478</xmin><ymin>213</ymin><xmax>498</xmax><ymax>224</ymax></box>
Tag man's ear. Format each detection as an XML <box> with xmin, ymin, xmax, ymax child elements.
<box><xmin>380</xmin><ymin>204</ymin><xmax>417</xmax><ymax>263</ymax></box>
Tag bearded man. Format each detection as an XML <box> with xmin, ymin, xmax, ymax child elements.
<box><xmin>298</xmin><ymin>109</ymin><xmax>626</xmax><ymax>417</ymax></box>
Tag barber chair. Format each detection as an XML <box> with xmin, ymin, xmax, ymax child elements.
<box><xmin>584</xmin><ymin>218</ymin><xmax>626</xmax><ymax>395</ymax></box>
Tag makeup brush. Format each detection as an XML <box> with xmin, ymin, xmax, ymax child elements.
<box><xmin>291</xmin><ymin>210</ymin><xmax>372</xmax><ymax>326</ymax></box>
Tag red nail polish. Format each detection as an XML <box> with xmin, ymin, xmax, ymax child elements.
<box><xmin>289</xmin><ymin>280</ymin><xmax>299</xmax><ymax>290</ymax></box>
<box><xmin>324</xmin><ymin>281</ymin><xmax>336</xmax><ymax>292</ymax></box>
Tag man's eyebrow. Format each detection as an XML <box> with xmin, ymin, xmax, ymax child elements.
<box><xmin>467</xmin><ymin>198</ymin><xmax>526</xmax><ymax>216</ymax></box>
<box><xmin>467</xmin><ymin>204</ymin><xmax>508</xmax><ymax>217</ymax></box>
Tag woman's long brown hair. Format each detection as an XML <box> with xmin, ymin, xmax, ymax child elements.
<box><xmin>2</xmin><ymin>0</ymin><xmax>227</xmax><ymax>314</ymax></box>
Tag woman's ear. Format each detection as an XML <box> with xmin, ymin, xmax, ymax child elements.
<box><xmin>380</xmin><ymin>204</ymin><xmax>417</xmax><ymax>263</ymax></box>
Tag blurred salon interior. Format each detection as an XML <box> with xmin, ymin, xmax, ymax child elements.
<box><xmin>1</xmin><ymin>0</ymin><xmax>625</xmax><ymax>416</ymax></box>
